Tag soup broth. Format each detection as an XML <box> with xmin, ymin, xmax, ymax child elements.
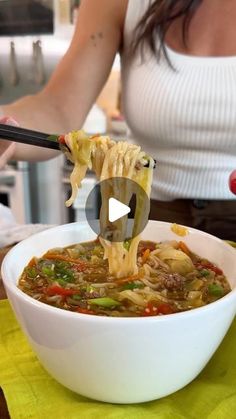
<box><xmin>18</xmin><ymin>239</ymin><xmax>231</xmax><ymax>317</ymax></box>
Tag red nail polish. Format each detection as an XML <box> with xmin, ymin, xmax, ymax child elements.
<box><xmin>229</xmin><ymin>170</ymin><xmax>236</xmax><ymax>195</ymax></box>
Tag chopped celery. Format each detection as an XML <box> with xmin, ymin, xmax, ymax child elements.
<box><xmin>72</xmin><ymin>294</ymin><xmax>82</xmax><ymax>300</ymax></box>
<box><xmin>93</xmin><ymin>245</ymin><xmax>102</xmax><ymax>253</ymax></box>
<box><xmin>123</xmin><ymin>239</ymin><xmax>131</xmax><ymax>251</ymax></box>
<box><xmin>86</xmin><ymin>285</ymin><xmax>96</xmax><ymax>292</ymax></box>
<box><xmin>122</xmin><ymin>282</ymin><xmax>145</xmax><ymax>290</ymax></box>
<box><xmin>208</xmin><ymin>284</ymin><xmax>224</xmax><ymax>297</ymax></box>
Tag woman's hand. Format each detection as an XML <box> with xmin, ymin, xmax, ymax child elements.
<box><xmin>0</xmin><ymin>116</ymin><xmax>18</xmax><ymax>169</ymax></box>
<box><xmin>229</xmin><ymin>170</ymin><xmax>236</xmax><ymax>195</ymax></box>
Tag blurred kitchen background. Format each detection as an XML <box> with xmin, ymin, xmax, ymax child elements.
<box><xmin>0</xmin><ymin>0</ymin><xmax>127</xmax><ymax>226</ymax></box>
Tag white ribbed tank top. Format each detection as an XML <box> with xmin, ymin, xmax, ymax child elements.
<box><xmin>121</xmin><ymin>0</ymin><xmax>236</xmax><ymax>201</ymax></box>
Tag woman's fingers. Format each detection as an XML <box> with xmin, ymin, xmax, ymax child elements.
<box><xmin>0</xmin><ymin>142</ymin><xmax>16</xmax><ymax>169</ymax></box>
<box><xmin>0</xmin><ymin>116</ymin><xmax>19</xmax><ymax>169</ymax></box>
<box><xmin>0</xmin><ymin>116</ymin><xmax>19</xmax><ymax>126</ymax></box>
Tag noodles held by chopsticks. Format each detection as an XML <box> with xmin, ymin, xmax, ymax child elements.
<box><xmin>63</xmin><ymin>130</ymin><xmax>155</xmax><ymax>278</ymax></box>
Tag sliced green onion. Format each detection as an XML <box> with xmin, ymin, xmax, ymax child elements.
<box><xmin>88</xmin><ymin>297</ymin><xmax>120</xmax><ymax>308</ymax></box>
<box><xmin>47</xmin><ymin>134</ymin><xmax>59</xmax><ymax>142</ymax></box>
<box><xmin>56</xmin><ymin>278</ymin><xmax>68</xmax><ymax>285</ymax></box>
<box><xmin>54</xmin><ymin>261</ymin><xmax>75</xmax><ymax>282</ymax></box>
<box><xmin>25</xmin><ymin>267</ymin><xmax>38</xmax><ymax>279</ymax></box>
<box><xmin>42</xmin><ymin>266</ymin><xmax>54</xmax><ymax>277</ymax></box>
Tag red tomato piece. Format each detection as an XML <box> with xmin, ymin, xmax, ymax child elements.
<box><xmin>196</xmin><ymin>262</ymin><xmax>223</xmax><ymax>275</ymax></box>
<box><xmin>156</xmin><ymin>303</ymin><xmax>174</xmax><ymax>315</ymax></box>
<box><xmin>58</xmin><ymin>135</ymin><xmax>66</xmax><ymax>144</ymax></box>
<box><xmin>46</xmin><ymin>285</ymin><xmax>78</xmax><ymax>296</ymax></box>
<box><xmin>77</xmin><ymin>307</ymin><xmax>95</xmax><ymax>315</ymax></box>
<box><xmin>141</xmin><ymin>302</ymin><xmax>173</xmax><ymax>316</ymax></box>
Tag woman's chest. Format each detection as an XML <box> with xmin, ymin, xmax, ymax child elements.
<box><xmin>122</xmin><ymin>58</ymin><xmax>236</xmax><ymax>150</ymax></box>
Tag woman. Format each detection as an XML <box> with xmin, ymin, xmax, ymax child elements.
<box><xmin>1</xmin><ymin>0</ymin><xmax>236</xmax><ymax>239</ymax></box>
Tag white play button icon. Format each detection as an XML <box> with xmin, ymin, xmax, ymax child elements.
<box><xmin>108</xmin><ymin>197</ymin><xmax>131</xmax><ymax>223</ymax></box>
<box><xmin>85</xmin><ymin>177</ymin><xmax>150</xmax><ymax>242</ymax></box>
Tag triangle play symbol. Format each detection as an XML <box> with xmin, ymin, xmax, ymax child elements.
<box><xmin>108</xmin><ymin>197</ymin><xmax>131</xmax><ymax>223</ymax></box>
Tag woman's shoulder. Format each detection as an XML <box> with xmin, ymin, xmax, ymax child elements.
<box><xmin>122</xmin><ymin>0</ymin><xmax>153</xmax><ymax>39</ymax></box>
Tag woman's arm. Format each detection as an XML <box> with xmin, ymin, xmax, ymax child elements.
<box><xmin>2</xmin><ymin>0</ymin><xmax>128</xmax><ymax>162</ymax></box>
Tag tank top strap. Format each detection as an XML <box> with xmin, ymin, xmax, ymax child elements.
<box><xmin>123</xmin><ymin>0</ymin><xmax>153</xmax><ymax>47</ymax></box>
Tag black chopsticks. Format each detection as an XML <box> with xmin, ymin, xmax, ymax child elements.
<box><xmin>0</xmin><ymin>124</ymin><xmax>60</xmax><ymax>150</ymax></box>
<box><xmin>0</xmin><ymin>124</ymin><xmax>157</xmax><ymax>168</ymax></box>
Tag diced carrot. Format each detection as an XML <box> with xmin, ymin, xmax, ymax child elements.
<box><xmin>28</xmin><ymin>257</ymin><xmax>36</xmax><ymax>267</ymax></box>
<box><xmin>178</xmin><ymin>241</ymin><xmax>191</xmax><ymax>257</ymax></box>
<box><xmin>43</xmin><ymin>253</ymin><xmax>87</xmax><ymax>268</ymax></box>
<box><xmin>114</xmin><ymin>274</ymin><xmax>140</xmax><ymax>285</ymax></box>
<box><xmin>142</xmin><ymin>248</ymin><xmax>150</xmax><ymax>263</ymax></box>
<box><xmin>77</xmin><ymin>307</ymin><xmax>95</xmax><ymax>315</ymax></box>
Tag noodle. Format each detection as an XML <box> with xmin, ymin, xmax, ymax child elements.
<box><xmin>63</xmin><ymin>130</ymin><xmax>155</xmax><ymax>278</ymax></box>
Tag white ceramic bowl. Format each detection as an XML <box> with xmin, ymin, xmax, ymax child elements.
<box><xmin>2</xmin><ymin>221</ymin><xmax>236</xmax><ymax>404</ymax></box>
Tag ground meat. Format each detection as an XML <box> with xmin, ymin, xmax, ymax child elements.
<box><xmin>163</xmin><ymin>273</ymin><xmax>185</xmax><ymax>291</ymax></box>
<box><xmin>84</xmin><ymin>291</ymin><xmax>100</xmax><ymax>298</ymax></box>
<box><xmin>135</xmin><ymin>161</ymin><xmax>142</xmax><ymax>170</ymax></box>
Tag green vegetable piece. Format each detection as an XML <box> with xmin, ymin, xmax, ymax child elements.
<box><xmin>72</xmin><ymin>294</ymin><xmax>82</xmax><ymax>300</ymax></box>
<box><xmin>47</xmin><ymin>134</ymin><xmax>59</xmax><ymax>142</ymax></box>
<box><xmin>122</xmin><ymin>282</ymin><xmax>145</xmax><ymax>290</ymax></box>
<box><xmin>56</xmin><ymin>278</ymin><xmax>68</xmax><ymax>285</ymax></box>
<box><xmin>25</xmin><ymin>267</ymin><xmax>38</xmax><ymax>279</ymax></box>
<box><xmin>42</xmin><ymin>266</ymin><xmax>54</xmax><ymax>277</ymax></box>
<box><xmin>123</xmin><ymin>239</ymin><xmax>131</xmax><ymax>251</ymax></box>
<box><xmin>200</xmin><ymin>269</ymin><xmax>210</xmax><ymax>277</ymax></box>
<box><xmin>208</xmin><ymin>283</ymin><xmax>224</xmax><ymax>297</ymax></box>
<box><xmin>88</xmin><ymin>297</ymin><xmax>120</xmax><ymax>308</ymax></box>
<box><xmin>55</xmin><ymin>261</ymin><xmax>74</xmax><ymax>282</ymax></box>
<box><xmin>86</xmin><ymin>285</ymin><xmax>96</xmax><ymax>292</ymax></box>
<box><xmin>93</xmin><ymin>246</ymin><xmax>103</xmax><ymax>256</ymax></box>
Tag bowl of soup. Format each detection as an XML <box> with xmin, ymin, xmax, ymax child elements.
<box><xmin>2</xmin><ymin>220</ymin><xmax>236</xmax><ymax>404</ymax></box>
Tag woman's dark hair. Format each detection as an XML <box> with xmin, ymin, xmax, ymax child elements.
<box><xmin>131</xmin><ymin>0</ymin><xmax>202</xmax><ymax>62</ymax></box>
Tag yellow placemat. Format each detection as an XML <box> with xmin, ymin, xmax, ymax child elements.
<box><xmin>0</xmin><ymin>299</ymin><xmax>236</xmax><ymax>419</ymax></box>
